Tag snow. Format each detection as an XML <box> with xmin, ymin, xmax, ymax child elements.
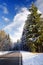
<box><xmin>20</xmin><ymin>51</ymin><xmax>43</xmax><ymax>65</ymax></box>
<box><xmin>0</xmin><ymin>51</ymin><xmax>12</xmax><ymax>55</ymax></box>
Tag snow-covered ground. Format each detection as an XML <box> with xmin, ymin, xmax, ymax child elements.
<box><xmin>0</xmin><ymin>51</ymin><xmax>12</xmax><ymax>55</ymax></box>
<box><xmin>20</xmin><ymin>51</ymin><xmax>43</xmax><ymax>65</ymax></box>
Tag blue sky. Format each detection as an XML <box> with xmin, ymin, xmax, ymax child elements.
<box><xmin>0</xmin><ymin>0</ymin><xmax>43</xmax><ymax>42</ymax></box>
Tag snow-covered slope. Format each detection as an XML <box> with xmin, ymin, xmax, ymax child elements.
<box><xmin>20</xmin><ymin>51</ymin><xmax>43</xmax><ymax>65</ymax></box>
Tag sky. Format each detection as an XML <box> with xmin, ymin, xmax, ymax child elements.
<box><xmin>0</xmin><ymin>0</ymin><xmax>43</xmax><ymax>43</ymax></box>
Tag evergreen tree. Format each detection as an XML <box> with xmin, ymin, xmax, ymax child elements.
<box><xmin>0</xmin><ymin>30</ymin><xmax>11</xmax><ymax>51</ymax></box>
<box><xmin>21</xmin><ymin>3</ymin><xmax>43</xmax><ymax>52</ymax></box>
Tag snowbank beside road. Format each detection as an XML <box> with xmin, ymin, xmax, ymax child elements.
<box><xmin>0</xmin><ymin>51</ymin><xmax>12</xmax><ymax>55</ymax></box>
<box><xmin>20</xmin><ymin>51</ymin><xmax>43</xmax><ymax>65</ymax></box>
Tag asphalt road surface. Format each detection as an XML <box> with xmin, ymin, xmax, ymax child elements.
<box><xmin>0</xmin><ymin>52</ymin><xmax>22</xmax><ymax>65</ymax></box>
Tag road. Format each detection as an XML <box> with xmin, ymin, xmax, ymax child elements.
<box><xmin>0</xmin><ymin>52</ymin><xmax>22</xmax><ymax>65</ymax></box>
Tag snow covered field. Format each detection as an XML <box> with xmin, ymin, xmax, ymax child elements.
<box><xmin>21</xmin><ymin>51</ymin><xmax>43</xmax><ymax>65</ymax></box>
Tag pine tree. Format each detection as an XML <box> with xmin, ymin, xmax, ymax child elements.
<box><xmin>0</xmin><ymin>30</ymin><xmax>11</xmax><ymax>51</ymax></box>
<box><xmin>36</xmin><ymin>21</ymin><xmax>43</xmax><ymax>52</ymax></box>
<box><xmin>21</xmin><ymin>3</ymin><xmax>42</xmax><ymax>52</ymax></box>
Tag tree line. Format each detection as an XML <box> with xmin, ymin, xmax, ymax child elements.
<box><xmin>0</xmin><ymin>30</ymin><xmax>12</xmax><ymax>51</ymax></box>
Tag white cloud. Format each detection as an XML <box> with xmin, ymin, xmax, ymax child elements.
<box><xmin>0</xmin><ymin>4</ymin><xmax>8</xmax><ymax>14</ymax></box>
<box><xmin>35</xmin><ymin>0</ymin><xmax>43</xmax><ymax>13</ymax></box>
<box><xmin>2</xmin><ymin>16</ymin><xmax>10</xmax><ymax>22</ymax></box>
<box><xmin>3</xmin><ymin>7</ymin><xmax>30</xmax><ymax>42</ymax></box>
<box><xmin>10</xmin><ymin>23</ymin><xmax>25</xmax><ymax>42</ymax></box>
